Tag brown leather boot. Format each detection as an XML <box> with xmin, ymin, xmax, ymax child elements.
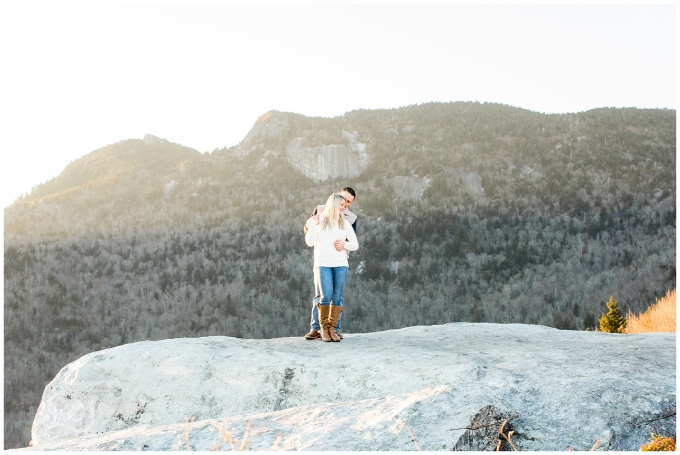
<box><xmin>317</xmin><ymin>304</ymin><xmax>332</xmax><ymax>342</ymax></box>
<box><xmin>304</xmin><ymin>329</ymin><xmax>320</xmax><ymax>340</ymax></box>
<box><xmin>328</xmin><ymin>305</ymin><xmax>343</xmax><ymax>342</ymax></box>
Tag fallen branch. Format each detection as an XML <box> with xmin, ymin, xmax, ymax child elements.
<box><xmin>401</xmin><ymin>420</ymin><xmax>421</xmax><ymax>451</ymax></box>
<box><xmin>451</xmin><ymin>406</ymin><xmax>520</xmax><ymax>451</ymax></box>
<box><xmin>495</xmin><ymin>419</ymin><xmax>518</xmax><ymax>452</ymax></box>
<box><xmin>239</xmin><ymin>420</ymin><xmax>252</xmax><ymax>451</ymax></box>
<box><xmin>216</xmin><ymin>419</ymin><xmax>252</xmax><ymax>451</ymax></box>
<box><xmin>184</xmin><ymin>416</ymin><xmax>196</xmax><ymax>451</ymax></box>
<box><xmin>568</xmin><ymin>439</ymin><xmax>600</xmax><ymax>451</ymax></box>
<box><xmin>269</xmin><ymin>434</ymin><xmax>284</xmax><ymax>451</ymax></box>
<box><xmin>643</xmin><ymin>411</ymin><xmax>676</xmax><ymax>425</ymax></box>
<box><xmin>450</xmin><ymin>414</ymin><xmax>520</xmax><ymax>432</ymax></box>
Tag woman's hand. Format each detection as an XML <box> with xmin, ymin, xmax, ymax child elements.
<box><xmin>334</xmin><ymin>239</ymin><xmax>345</xmax><ymax>251</ymax></box>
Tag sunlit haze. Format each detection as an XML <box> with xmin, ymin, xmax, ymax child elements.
<box><xmin>0</xmin><ymin>2</ymin><xmax>676</xmax><ymax>209</ymax></box>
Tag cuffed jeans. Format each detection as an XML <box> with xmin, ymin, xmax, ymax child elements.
<box><xmin>309</xmin><ymin>266</ymin><xmax>347</xmax><ymax>331</ymax></box>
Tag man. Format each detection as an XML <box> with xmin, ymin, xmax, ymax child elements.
<box><xmin>303</xmin><ymin>187</ymin><xmax>357</xmax><ymax>340</ymax></box>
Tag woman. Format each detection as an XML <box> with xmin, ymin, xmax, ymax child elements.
<box><xmin>305</xmin><ymin>193</ymin><xmax>359</xmax><ymax>342</ymax></box>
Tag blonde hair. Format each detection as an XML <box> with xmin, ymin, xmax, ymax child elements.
<box><xmin>320</xmin><ymin>193</ymin><xmax>345</xmax><ymax>231</ymax></box>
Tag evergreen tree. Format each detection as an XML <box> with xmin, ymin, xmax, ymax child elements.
<box><xmin>598</xmin><ymin>296</ymin><xmax>627</xmax><ymax>333</ymax></box>
<box><xmin>583</xmin><ymin>312</ymin><xmax>596</xmax><ymax>330</ymax></box>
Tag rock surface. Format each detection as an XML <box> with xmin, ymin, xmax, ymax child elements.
<box><xmin>235</xmin><ymin>112</ymin><xmax>371</xmax><ymax>181</ymax></box>
<box><xmin>239</xmin><ymin>111</ymin><xmax>289</xmax><ymax>145</ymax></box>
<box><xmin>385</xmin><ymin>175</ymin><xmax>431</xmax><ymax>200</ymax></box>
<box><xmin>458</xmin><ymin>169</ymin><xmax>484</xmax><ymax>198</ymax></box>
<box><xmin>25</xmin><ymin>323</ymin><xmax>675</xmax><ymax>451</ymax></box>
<box><xmin>284</xmin><ymin>131</ymin><xmax>370</xmax><ymax>182</ymax></box>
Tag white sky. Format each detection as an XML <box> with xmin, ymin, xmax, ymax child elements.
<box><xmin>0</xmin><ymin>1</ymin><xmax>676</xmax><ymax>209</ymax></box>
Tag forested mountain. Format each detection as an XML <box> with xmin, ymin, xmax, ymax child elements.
<box><xmin>4</xmin><ymin>102</ymin><xmax>676</xmax><ymax>448</ymax></box>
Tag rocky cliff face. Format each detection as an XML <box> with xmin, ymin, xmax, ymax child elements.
<box><xmin>24</xmin><ymin>323</ymin><xmax>675</xmax><ymax>451</ymax></box>
<box><xmin>240</xmin><ymin>111</ymin><xmax>289</xmax><ymax>144</ymax></box>
<box><xmin>284</xmin><ymin>130</ymin><xmax>371</xmax><ymax>182</ymax></box>
<box><xmin>385</xmin><ymin>175</ymin><xmax>431</xmax><ymax>200</ymax></box>
<box><xmin>235</xmin><ymin>112</ymin><xmax>371</xmax><ymax>181</ymax></box>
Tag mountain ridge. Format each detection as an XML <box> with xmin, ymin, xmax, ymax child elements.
<box><xmin>11</xmin><ymin>135</ymin><xmax>201</xmax><ymax>208</ymax></box>
<box><xmin>9</xmin><ymin>102</ymin><xmax>676</xmax><ymax>213</ymax></box>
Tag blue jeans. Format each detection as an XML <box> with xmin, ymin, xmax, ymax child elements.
<box><xmin>309</xmin><ymin>266</ymin><xmax>347</xmax><ymax>331</ymax></box>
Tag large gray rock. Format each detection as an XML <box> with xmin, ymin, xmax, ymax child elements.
<box><xmin>21</xmin><ymin>387</ymin><xmax>507</xmax><ymax>451</ymax></box>
<box><xmin>234</xmin><ymin>112</ymin><xmax>371</xmax><ymax>180</ymax></box>
<box><xmin>284</xmin><ymin>130</ymin><xmax>370</xmax><ymax>182</ymax></box>
<box><xmin>385</xmin><ymin>175</ymin><xmax>431</xmax><ymax>200</ymax></box>
<box><xmin>25</xmin><ymin>323</ymin><xmax>675</xmax><ymax>451</ymax></box>
<box><xmin>240</xmin><ymin>111</ymin><xmax>289</xmax><ymax>145</ymax></box>
<box><xmin>459</xmin><ymin>169</ymin><xmax>484</xmax><ymax>197</ymax></box>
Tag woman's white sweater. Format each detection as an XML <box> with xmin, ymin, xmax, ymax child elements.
<box><xmin>305</xmin><ymin>218</ymin><xmax>359</xmax><ymax>268</ymax></box>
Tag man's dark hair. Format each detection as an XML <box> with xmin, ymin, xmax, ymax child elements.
<box><xmin>342</xmin><ymin>187</ymin><xmax>356</xmax><ymax>199</ymax></box>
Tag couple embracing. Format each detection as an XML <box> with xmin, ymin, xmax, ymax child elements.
<box><xmin>303</xmin><ymin>188</ymin><xmax>358</xmax><ymax>342</ymax></box>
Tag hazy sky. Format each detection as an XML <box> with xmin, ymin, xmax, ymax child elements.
<box><xmin>0</xmin><ymin>1</ymin><xmax>676</xmax><ymax>209</ymax></box>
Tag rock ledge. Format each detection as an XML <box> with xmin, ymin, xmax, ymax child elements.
<box><xmin>25</xmin><ymin>323</ymin><xmax>676</xmax><ymax>451</ymax></box>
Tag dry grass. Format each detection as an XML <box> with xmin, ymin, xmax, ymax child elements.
<box><xmin>626</xmin><ymin>290</ymin><xmax>676</xmax><ymax>334</ymax></box>
<box><xmin>641</xmin><ymin>434</ymin><xmax>676</xmax><ymax>451</ymax></box>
